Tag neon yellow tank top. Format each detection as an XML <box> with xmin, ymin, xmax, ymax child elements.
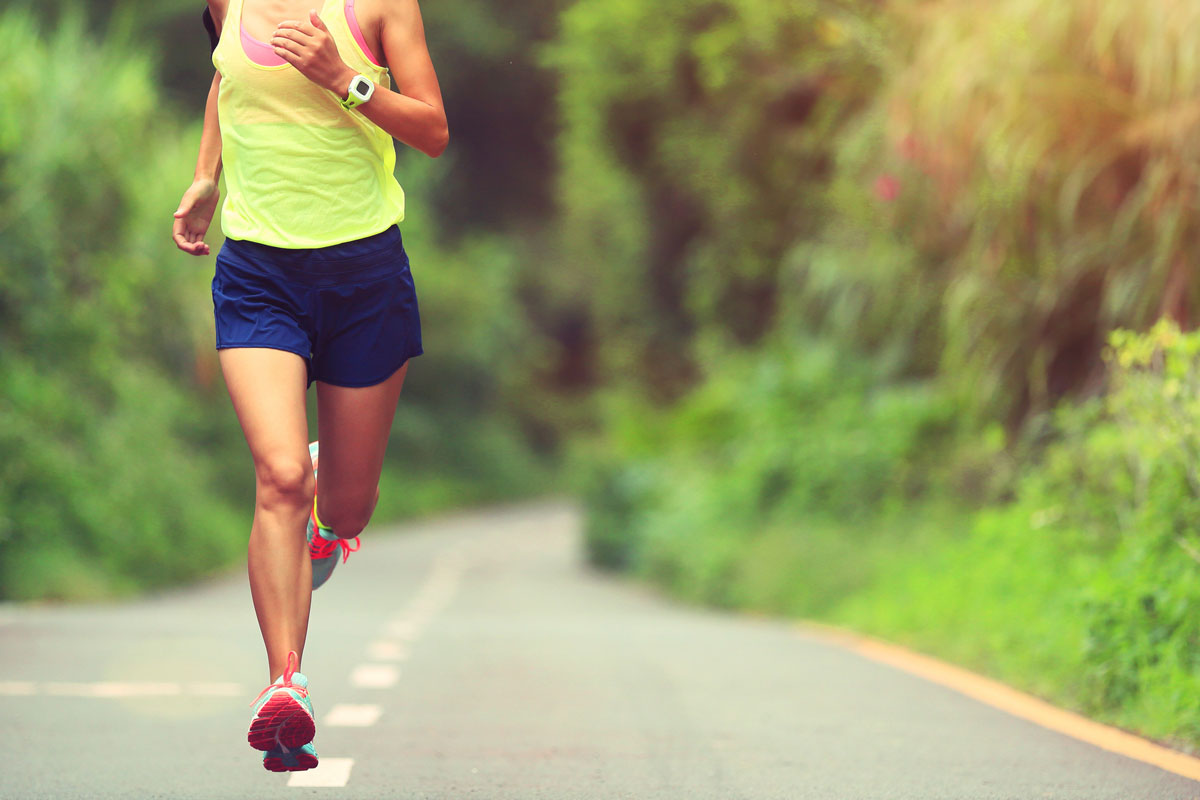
<box><xmin>212</xmin><ymin>0</ymin><xmax>405</xmax><ymax>248</ymax></box>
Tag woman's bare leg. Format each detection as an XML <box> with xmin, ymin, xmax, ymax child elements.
<box><xmin>219</xmin><ymin>348</ymin><xmax>314</xmax><ymax>682</ymax></box>
<box><xmin>314</xmin><ymin>362</ymin><xmax>409</xmax><ymax>538</ymax></box>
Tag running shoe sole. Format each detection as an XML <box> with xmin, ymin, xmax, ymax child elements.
<box><xmin>248</xmin><ymin>692</ymin><xmax>315</xmax><ymax>751</ymax></box>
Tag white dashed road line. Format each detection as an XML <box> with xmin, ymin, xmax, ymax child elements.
<box><xmin>385</xmin><ymin>618</ymin><xmax>424</xmax><ymax>640</ymax></box>
<box><xmin>287</xmin><ymin>758</ymin><xmax>355</xmax><ymax>788</ymax></box>
<box><xmin>350</xmin><ymin>664</ymin><xmax>400</xmax><ymax>689</ymax></box>
<box><xmin>0</xmin><ymin>681</ymin><xmax>246</xmax><ymax>698</ymax></box>
<box><xmin>0</xmin><ymin>681</ymin><xmax>35</xmax><ymax>696</ymax></box>
<box><xmin>283</xmin><ymin>544</ymin><xmax>468</xmax><ymax>789</ymax></box>
<box><xmin>186</xmin><ymin>682</ymin><xmax>243</xmax><ymax>697</ymax></box>
<box><xmin>367</xmin><ymin>640</ymin><xmax>408</xmax><ymax>661</ymax></box>
<box><xmin>45</xmin><ymin>682</ymin><xmax>181</xmax><ymax>697</ymax></box>
<box><xmin>324</xmin><ymin>704</ymin><xmax>383</xmax><ymax>727</ymax></box>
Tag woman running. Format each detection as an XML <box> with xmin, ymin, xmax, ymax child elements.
<box><xmin>171</xmin><ymin>0</ymin><xmax>447</xmax><ymax>772</ymax></box>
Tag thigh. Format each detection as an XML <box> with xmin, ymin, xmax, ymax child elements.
<box><xmin>219</xmin><ymin>348</ymin><xmax>311</xmax><ymax>480</ymax></box>
<box><xmin>314</xmin><ymin>362</ymin><xmax>409</xmax><ymax>507</ymax></box>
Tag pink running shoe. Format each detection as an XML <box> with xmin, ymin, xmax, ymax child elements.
<box><xmin>247</xmin><ymin>650</ymin><xmax>315</xmax><ymax>751</ymax></box>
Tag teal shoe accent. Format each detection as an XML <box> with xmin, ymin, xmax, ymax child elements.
<box><xmin>305</xmin><ymin>439</ymin><xmax>361</xmax><ymax>590</ymax></box>
<box><xmin>307</xmin><ymin>440</ymin><xmax>336</xmax><ymax>591</ymax></box>
<box><xmin>263</xmin><ymin>741</ymin><xmax>319</xmax><ymax>772</ymax></box>
<box><xmin>308</xmin><ymin>516</ymin><xmax>341</xmax><ymax>591</ymax></box>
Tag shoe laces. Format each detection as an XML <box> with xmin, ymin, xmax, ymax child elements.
<box><xmin>308</xmin><ymin>506</ymin><xmax>360</xmax><ymax>563</ymax></box>
<box><xmin>251</xmin><ymin>650</ymin><xmax>307</xmax><ymax>706</ymax></box>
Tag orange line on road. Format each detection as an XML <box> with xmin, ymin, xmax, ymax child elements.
<box><xmin>796</xmin><ymin>621</ymin><xmax>1200</xmax><ymax>784</ymax></box>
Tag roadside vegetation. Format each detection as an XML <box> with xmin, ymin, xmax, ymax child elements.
<box><xmin>558</xmin><ymin>0</ymin><xmax>1200</xmax><ymax>753</ymax></box>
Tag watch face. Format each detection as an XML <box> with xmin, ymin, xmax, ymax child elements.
<box><xmin>353</xmin><ymin>78</ymin><xmax>370</xmax><ymax>95</ymax></box>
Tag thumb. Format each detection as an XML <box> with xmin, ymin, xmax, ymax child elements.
<box><xmin>309</xmin><ymin>9</ymin><xmax>327</xmax><ymax>29</ymax></box>
<box><xmin>174</xmin><ymin>205</ymin><xmax>186</xmax><ymax>218</ymax></box>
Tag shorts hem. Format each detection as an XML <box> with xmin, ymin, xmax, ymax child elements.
<box><xmin>215</xmin><ymin>342</ymin><xmax>311</xmax><ymax>361</ymax></box>
<box><xmin>312</xmin><ymin>347</ymin><xmax>423</xmax><ymax>388</ymax></box>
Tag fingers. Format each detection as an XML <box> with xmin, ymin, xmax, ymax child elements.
<box><xmin>273</xmin><ymin>40</ymin><xmax>303</xmax><ymax>65</ymax></box>
<box><xmin>272</xmin><ymin>27</ymin><xmax>309</xmax><ymax>44</ymax></box>
<box><xmin>272</xmin><ymin>26</ymin><xmax>311</xmax><ymax>43</ymax></box>
<box><xmin>172</xmin><ymin>220</ymin><xmax>211</xmax><ymax>256</ymax></box>
<box><xmin>271</xmin><ymin>27</ymin><xmax>310</xmax><ymax>60</ymax></box>
<box><xmin>180</xmin><ymin>239</ymin><xmax>211</xmax><ymax>256</ymax></box>
<box><xmin>174</xmin><ymin>231</ymin><xmax>205</xmax><ymax>255</ymax></box>
<box><xmin>275</xmin><ymin>19</ymin><xmax>316</xmax><ymax>34</ymax></box>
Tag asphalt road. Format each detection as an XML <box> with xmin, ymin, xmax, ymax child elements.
<box><xmin>1</xmin><ymin>500</ymin><xmax>1197</xmax><ymax>799</ymax></box>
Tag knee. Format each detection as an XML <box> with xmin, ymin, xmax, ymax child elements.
<box><xmin>254</xmin><ymin>456</ymin><xmax>314</xmax><ymax>513</ymax></box>
<box><xmin>318</xmin><ymin>505</ymin><xmax>369</xmax><ymax>539</ymax></box>
<box><xmin>318</xmin><ymin>486</ymin><xmax>379</xmax><ymax>539</ymax></box>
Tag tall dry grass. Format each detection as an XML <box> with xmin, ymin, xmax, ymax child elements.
<box><xmin>882</xmin><ymin>0</ymin><xmax>1200</xmax><ymax>422</ymax></box>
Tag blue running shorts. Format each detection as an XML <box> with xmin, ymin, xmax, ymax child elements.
<box><xmin>212</xmin><ymin>224</ymin><xmax>423</xmax><ymax>387</ymax></box>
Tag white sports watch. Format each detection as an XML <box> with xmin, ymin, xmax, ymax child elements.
<box><xmin>340</xmin><ymin>74</ymin><xmax>375</xmax><ymax>110</ymax></box>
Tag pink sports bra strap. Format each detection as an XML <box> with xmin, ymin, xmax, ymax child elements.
<box><xmin>239</xmin><ymin>0</ymin><xmax>382</xmax><ymax>68</ymax></box>
<box><xmin>345</xmin><ymin>0</ymin><xmax>382</xmax><ymax>67</ymax></box>
<box><xmin>241</xmin><ymin>21</ymin><xmax>287</xmax><ymax>66</ymax></box>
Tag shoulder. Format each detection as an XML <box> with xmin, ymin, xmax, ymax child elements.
<box><xmin>377</xmin><ymin>0</ymin><xmax>424</xmax><ymax>36</ymax></box>
<box><xmin>353</xmin><ymin>0</ymin><xmax>422</xmax><ymax>45</ymax></box>
<box><xmin>205</xmin><ymin>0</ymin><xmax>230</xmax><ymax>30</ymax></box>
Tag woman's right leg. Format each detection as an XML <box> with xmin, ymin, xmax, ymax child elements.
<box><xmin>219</xmin><ymin>347</ymin><xmax>314</xmax><ymax>683</ymax></box>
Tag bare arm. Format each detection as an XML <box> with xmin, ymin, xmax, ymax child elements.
<box><xmin>356</xmin><ymin>0</ymin><xmax>448</xmax><ymax>157</ymax></box>
<box><xmin>173</xmin><ymin>71</ymin><xmax>224</xmax><ymax>255</ymax></box>
<box><xmin>173</xmin><ymin>1</ymin><xmax>228</xmax><ymax>255</ymax></box>
<box><xmin>196</xmin><ymin>0</ymin><xmax>227</xmax><ymax>182</ymax></box>
<box><xmin>194</xmin><ymin>71</ymin><xmax>224</xmax><ymax>184</ymax></box>
<box><xmin>272</xmin><ymin>0</ymin><xmax>449</xmax><ymax>158</ymax></box>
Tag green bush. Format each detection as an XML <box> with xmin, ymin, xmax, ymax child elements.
<box><xmin>0</xmin><ymin>7</ymin><xmax>249</xmax><ymax>599</ymax></box>
<box><xmin>579</xmin><ymin>337</ymin><xmax>963</xmax><ymax>607</ymax></box>
<box><xmin>840</xmin><ymin>320</ymin><xmax>1200</xmax><ymax>751</ymax></box>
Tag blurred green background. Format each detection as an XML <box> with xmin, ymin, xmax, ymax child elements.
<box><xmin>3</xmin><ymin>0</ymin><xmax>1200</xmax><ymax>751</ymax></box>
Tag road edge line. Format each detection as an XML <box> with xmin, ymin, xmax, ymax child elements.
<box><xmin>795</xmin><ymin>620</ymin><xmax>1200</xmax><ymax>783</ymax></box>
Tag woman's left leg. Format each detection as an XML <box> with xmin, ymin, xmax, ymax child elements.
<box><xmin>313</xmin><ymin>362</ymin><xmax>410</xmax><ymax>538</ymax></box>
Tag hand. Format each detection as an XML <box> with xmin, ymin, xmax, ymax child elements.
<box><xmin>272</xmin><ymin>10</ymin><xmax>355</xmax><ymax>95</ymax></box>
<box><xmin>173</xmin><ymin>179</ymin><xmax>220</xmax><ymax>256</ymax></box>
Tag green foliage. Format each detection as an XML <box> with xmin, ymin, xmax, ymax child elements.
<box><xmin>578</xmin><ymin>337</ymin><xmax>963</xmax><ymax>609</ymax></box>
<box><xmin>779</xmin><ymin>104</ymin><xmax>945</xmax><ymax>382</ymax></box>
<box><xmin>0</xmin><ymin>7</ymin><xmax>248</xmax><ymax>598</ymax></box>
<box><xmin>1024</xmin><ymin>321</ymin><xmax>1200</xmax><ymax>733</ymax></box>
<box><xmin>416</xmin><ymin>0</ymin><xmax>562</xmax><ymax>235</ymax></box>
<box><xmin>538</xmin><ymin>0</ymin><xmax>884</xmax><ymax>398</ymax></box>
<box><xmin>842</xmin><ymin>326</ymin><xmax>1200</xmax><ymax>751</ymax></box>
